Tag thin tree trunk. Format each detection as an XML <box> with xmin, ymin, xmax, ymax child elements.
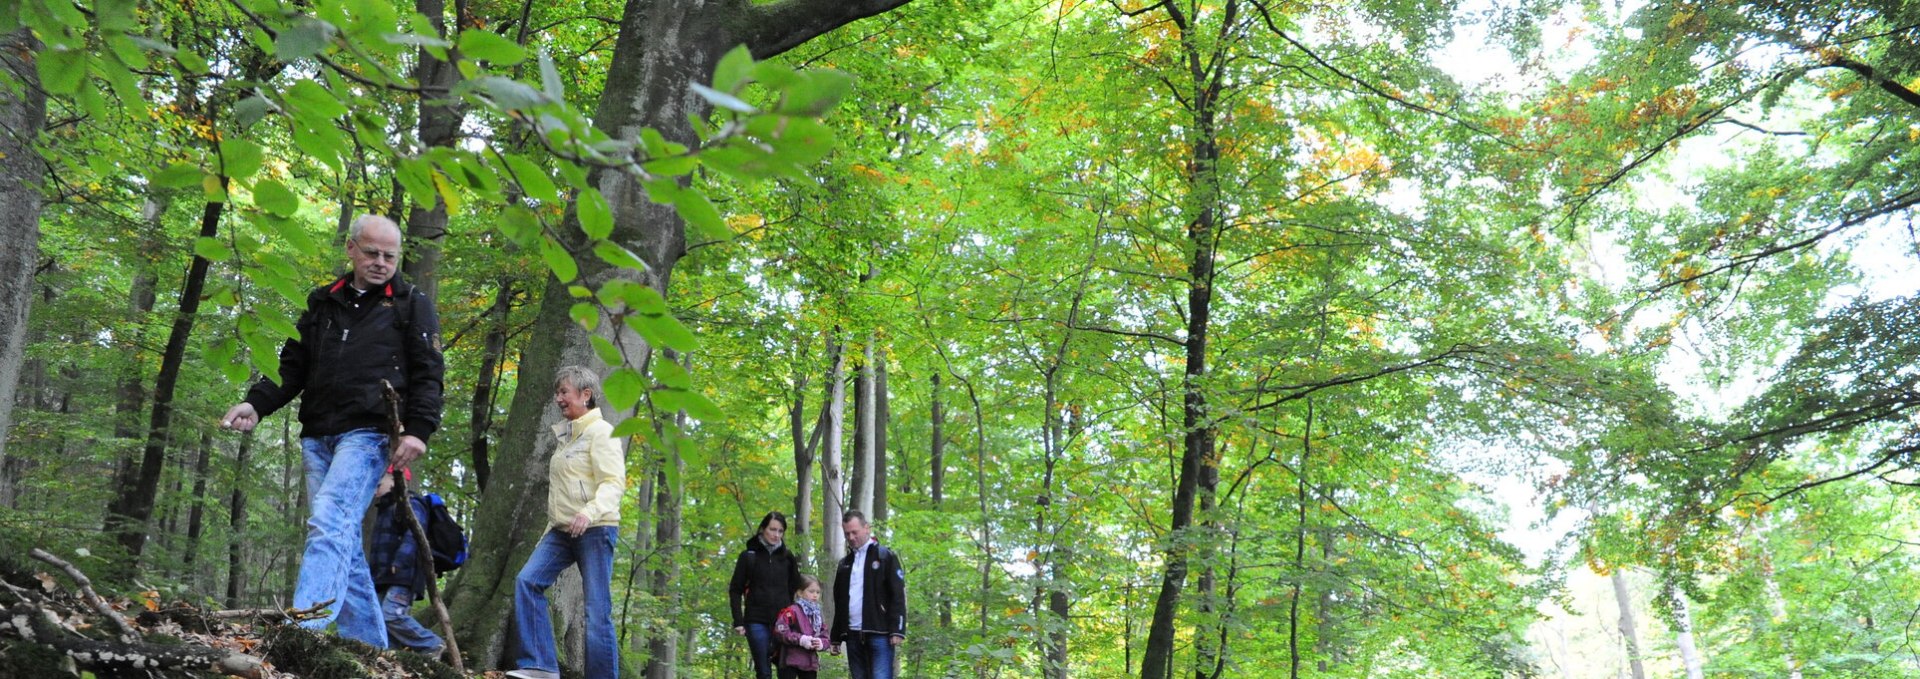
<box><xmin>107</xmin><ymin>199</ymin><xmax>162</xmax><ymax>523</ymax></box>
<box><xmin>874</xmin><ymin>356</ymin><xmax>889</xmax><ymax>522</ymax></box>
<box><xmin>0</xmin><ymin>28</ymin><xmax>47</xmax><ymax>509</ymax></box>
<box><xmin>852</xmin><ymin>337</ymin><xmax>876</xmax><ymax>516</ymax></box>
<box><xmin>929</xmin><ymin>372</ymin><xmax>949</xmax><ymax>628</ymax></box>
<box><xmin>1140</xmin><ymin>4</ymin><xmax>1229</xmax><ymax>675</ymax></box>
<box><xmin>1288</xmin><ymin>402</ymin><xmax>1314</xmax><ymax>679</ymax></box>
<box><xmin>821</xmin><ymin>335</ymin><xmax>849</xmax><ymax>562</ymax></box>
<box><xmin>1759</xmin><ymin>545</ymin><xmax>1802</xmax><ymax>679</ymax></box>
<box><xmin>184</xmin><ymin>432</ymin><xmax>215</xmax><ymax>583</ymax></box>
<box><xmin>1610</xmin><ymin>570</ymin><xmax>1647</xmax><ymax>679</ymax></box>
<box><xmin>114</xmin><ymin>187</ymin><xmax>228</xmax><ymax>566</ymax></box>
<box><xmin>643</xmin><ymin>430</ymin><xmax>685</xmax><ymax>679</ymax></box>
<box><xmin>1664</xmin><ymin>581</ymin><xmax>1705</xmax><ymax>679</ymax></box>
<box><xmin>225</xmin><ymin>430</ymin><xmax>254</xmax><ymax>608</ymax></box>
<box><xmin>469</xmin><ymin>280</ymin><xmax>513</xmax><ymax>492</ymax></box>
<box><xmin>930</xmin><ymin>373</ymin><xmax>945</xmax><ymax>508</ymax></box>
<box><xmin>400</xmin><ymin>0</ymin><xmax>463</xmax><ymax>300</ymax></box>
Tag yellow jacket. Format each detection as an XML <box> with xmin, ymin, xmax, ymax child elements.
<box><xmin>547</xmin><ymin>408</ymin><xmax>625</xmax><ymax>529</ymax></box>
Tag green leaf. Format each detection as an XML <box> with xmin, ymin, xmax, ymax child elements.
<box><xmin>610</xmin><ymin>417</ymin><xmax>649</xmax><ymax>439</ymax></box>
<box><xmin>394</xmin><ymin>157</ymin><xmax>436</xmax><ymax>208</ymax></box>
<box><xmin>539</xmin><ymin>51</ymin><xmax>564</xmax><ymax>101</ymax></box>
<box><xmin>105</xmin><ymin>34</ymin><xmax>150</xmax><ymax>70</ymax></box>
<box><xmin>174</xmin><ymin>48</ymin><xmax>209</xmax><ymax>74</ymax></box>
<box><xmin>274</xmin><ymin>17</ymin><xmax>335</xmax><ymax>61</ymax></box>
<box><xmin>689</xmin><ymin>82</ymin><xmax>756</xmax><ymax>113</ymax></box>
<box><xmin>652</xmin><ymin>357</ymin><xmax>691</xmax><ymax>389</ymax></box>
<box><xmin>670</xmin><ymin>188</ymin><xmax>728</xmax><ymax>242</ymax></box>
<box><xmin>680</xmin><ymin>391</ymin><xmax>724</xmax><ymax>422</ymax></box>
<box><xmin>577</xmin><ymin>188</ymin><xmax>613</xmax><ymax>240</ymax></box>
<box><xmin>193</xmin><ymin>237</ymin><xmax>233</xmax><ymax>262</ymax></box>
<box><xmin>504</xmin><ymin>154</ymin><xmax>558</xmax><ymax>203</ymax></box>
<box><xmin>151</xmin><ymin>162</ymin><xmax>204</xmax><ymax>189</ymax></box>
<box><xmin>570</xmin><ymin>302</ymin><xmax>600</xmax><ymax>331</ymax></box>
<box><xmin>256</xmin><ymin>305</ymin><xmax>300</xmax><ymax>340</ymax></box>
<box><xmin>202</xmin><ymin>174</ymin><xmax>228</xmax><ymax>203</ymax></box>
<box><xmin>711</xmin><ymin>45</ymin><xmax>753</xmax><ymax>93</ymax></box>
<box><xmin>593</xmin><ymin>241</ymin><xmax>648</xmax><ymax>272</ymax></box>
<box><xmin>540</xmin><ymin>237</ymin><xmax>578</xmax><ymax>283</ymax></box>
<box><xmin>500</xmin><ymin>206</ymin><xmax>541</xmax><ymax>248</ymax></box>
<box><xmin>638</xmin><ymin>311</ymin><xmax>699</xmax><ymax>353</ymax></box>
<box><xmin>458</xmin><ymin>29</ymin><xmax>526</xmax><ymax>66</ymax></box>
<box><xmin>233</xmin><ymin>96</ymin><xmax>274</xmax><ymax>130</ymax></box>
<box><xmin>779</xmin><ymin>69</ymin><xmax>854</xmax><ymax>117</ymax></box>
<box><xmin>284</xmin><ymin>79</ymin><xmax>349</xmax><ymax>122</ymax></box>
<box><xmin>252</xmin><ymin>179</ymin><xmax>300</xmax><ymax>217</ymax></box>
<box><xmin>218</xmin><ymin>138</ymin><xmax>265</xmax><ymax>178</ymax></box>
<box><xmin>640</xmin><ymin>154</ymin><xmax>696</xmax><ymax>177</ymax></box>
<box><xmin>602</xmin><ymin>368</ymin><xmax>646</xmax><ymax>411</ymax></box>
<box><xmin>590</xmin><ymin>335</ymin><xmax>622</xmax><ymax>366</ymax></box>
<box><xmin>465</xmin><ymin>75</ymin><xmax>545</xmax><ymax>111</ymax></box>
<box><xmin>290</xmin><ymin>123</ymin><xmax>345</xmax><ymax>173</ymax></box>
<box><xmin>36</xmin><ymin>48</ymin><xmax>86</xmax><ymax>96</ymax></box>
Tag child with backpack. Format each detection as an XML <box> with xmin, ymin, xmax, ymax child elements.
<box><xmin>369</xmin><ymin>469</ymin><xmax>446</xmax><ymax>657</ymax></box>
<box><xmin>773</xmin><ymin>575</ymin><xmax>834</xmax><ymax>679</ymax></box>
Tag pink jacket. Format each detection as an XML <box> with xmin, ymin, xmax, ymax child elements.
<box><xmin>773</xmin><ymin>603</ymin><xmax>824</xmax><ymax>671</ymax></box>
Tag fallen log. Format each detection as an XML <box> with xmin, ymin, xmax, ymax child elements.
<box><xmin>1</xmin><ymin>602</ymin><xmax>264</xmax><ymax>678</ymax></box>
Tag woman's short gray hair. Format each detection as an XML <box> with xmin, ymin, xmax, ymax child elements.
<box><xmin>554</xmin><ymin>365</ymin><xmax>600</xmax><ymax>408</ymax></box>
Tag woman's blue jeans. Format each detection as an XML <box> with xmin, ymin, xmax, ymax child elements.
<box><xmin>745</xmin><ymin>623</ymin><xmax>775</xmax><ymax>679</ymax></box>
<box><xmin>512</xmin><ymin>526</ymin><xmax>619</xmax><ymax>678</ymax></box>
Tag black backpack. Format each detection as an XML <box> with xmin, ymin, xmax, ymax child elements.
<box><xmin>422</xmin><ymin>492</ymin><xmax>468</xmax><ymax>573</ymax></box>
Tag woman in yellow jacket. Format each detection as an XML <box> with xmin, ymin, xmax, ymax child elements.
<box><xmin>506</xmin><ymin>365</ymin><xmax>626</xmax><ymax>679</ymax></box>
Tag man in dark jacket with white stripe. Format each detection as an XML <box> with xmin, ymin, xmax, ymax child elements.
<box><xmin>831</xmin><ymin>510</ymin><xmax>905</xmax><ymax>679</ymax></box>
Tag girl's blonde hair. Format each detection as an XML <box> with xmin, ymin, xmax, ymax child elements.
<box><xmin>795</xmin><ymin>574</ymin><xmax>821</xmax><ymax>595</ymax></box>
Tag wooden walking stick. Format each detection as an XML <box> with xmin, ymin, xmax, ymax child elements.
<box><xmin>381</xmin><ymin>380</ymin><xmax>466</xmax><ymax>673</ymax></box>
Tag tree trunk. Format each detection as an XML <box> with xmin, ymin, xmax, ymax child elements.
<box><xmin>643</xmin><ymin>433</ymin><xmax>684</xmax><ymax>679</ymax></box>
<box><xmin>1140</xmin><ymin>4</ymin><xmax>1228</xmax><ymax>676</ymax></box>
<box><xmin>1664</xmin><ymin>581</ymin><xmax>1705</xmax><ymax>679</ymax></box>
<box><xmin>225</xmin><ymin>430</ymin><xmax>254</xmax><ymax>608</ymax></box>
<box><xmin>1610</xmin><ymin>570</ymin><xmax>1647</xmax><ymax>679</ymax></box>
<box><xmin>0</xmin><ymin>28</ymin><xmax>47</xmax><ymax>510</ymax></box>
<box><xmin>469</xmin><ymin>279</ymin><xmax>514</xmax><ymax>492</ymax></box>
<box><xmin>930</xmin><ymin>372</ymin><xmax>945</xmax><ymax>508</ymax></box>
<box><xmin>821</xmin><ymin>335</ymin><xmax>848</xmax><ymax>563</ymax></box>
<box><xmin>183</xmin><ymin>432</ymin><xmax>214</xmax><ymax>583</ymax></box>
<box><xmin>874</xmin><ymin>356</ymin><xmax>890</xmax><ymax>522</ymax></box>
<box><xmin>852</xmin><ymin>337</ymin><xmax>875</xmax><ymax>516</ymax></box>
<box><xmin>106</xmin><ymin>199</ymin><xmax>162</xmax><ymax>524</ymax></box>
<box><xmin>400</xmin><ymin>0</ymin><xmax>463</xmax><ymax>300</ymax></box>
<box><xmin>1759</xmin><ymin>544</ymin><xmax>1802</xmax><ymax>679</ymax></box>
<box><xmin>929</xmin><ymin>372</ymin><xmax>949</xmax><ymax>628</ymax></box>
<box><xmin>113</xmin><ymin>187</ymin><xmax>228</xmax><ymax>566</ymax></box>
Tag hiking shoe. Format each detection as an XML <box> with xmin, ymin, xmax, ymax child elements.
<box><xmin>506</xmin><ymin>669</ymin><xmax>560</xmax><ymax>679</ymax></box>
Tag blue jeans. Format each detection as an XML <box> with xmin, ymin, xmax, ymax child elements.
<box><xmin>381</xmin><ymin>586</ymin><xmax>444</xmax><ymax>653</ymax></box>
<box><xmin>513</xmin><ymin>526</ymin><xmax>619</xmax><ymax>679</ymax></box>
<box><xmin>294</xmin><ymin>430</ymin><xmax>389</xmax><ymax>647</ymax></box>
<box><xmin>745</xmin><ymin>622</ymin><xmax>775</xmax><ymax>679</ymax></box>
<box><xmin>846</xmin><ymin>632</ymin><xmax>897</xmax><ymax>679</ymax></box>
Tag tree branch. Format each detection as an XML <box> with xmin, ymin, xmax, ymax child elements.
<box><xmin>742</xmin><ymin>0</ymin><xmax>921</xmax><ymax>59</ymax></box>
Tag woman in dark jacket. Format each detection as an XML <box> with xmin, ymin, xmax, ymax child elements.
<box><xmin>730</xmin><ymin>511</ymin><xmax>802</xmax><ymax>679</ymax></box>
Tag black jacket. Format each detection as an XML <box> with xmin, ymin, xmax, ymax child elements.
<box><xmin>831</xmin><ymin>541</ymin><xmax>906</xmax><ymax>641</ymax></box>
<box><xmin>729</xmin><ymin>537</ymin><xmax>801</xmax><ymax>627</ymax></box>
<box><xmin>244</xmin><ymin>273</ymin><xmax>444</xmax><ymax>440</ymax></box>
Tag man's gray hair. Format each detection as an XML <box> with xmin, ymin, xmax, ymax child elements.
<box><xmin>347</xmin><ymin>214</ymin><xmax>400</xmax><ymax>243</ymax></box>
<box><xmin>554</xmin><ymin>365</ymin><xmax>600</xmax><ymax>408</ymax></box>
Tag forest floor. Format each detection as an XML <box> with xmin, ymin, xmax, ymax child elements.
<box><xmin>0</xmin><ymin>550</ymin><xmax>475</xmax><ymax>679</ymax></box>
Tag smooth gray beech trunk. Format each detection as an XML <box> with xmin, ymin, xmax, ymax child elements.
<box><xmin>1610</xmin><ymin>570</ymin><xmax>1647</xmax><ymax>679</ymax></box>
<box><xmin>0</xmin><ymin>28</ymin><xmax>47</xmax><ymax>509</ymax></box>
<box><xmin>442</xmin><ymin>4</ymin><xmax>916</xmax><ymax>670</ymax></box>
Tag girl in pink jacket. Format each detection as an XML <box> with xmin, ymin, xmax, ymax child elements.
<box><xmin>773</xmin><ymin>575</ymin><xmax>832</xmax><ymax>678</ymax></box>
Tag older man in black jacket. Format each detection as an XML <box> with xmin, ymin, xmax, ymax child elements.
<box><xmin>831</xmin><ymin>510</ymin><xmax>906</xmax><ymax>679</ymax></box>
<box><xmin>222</xmin><ymin>214</ymin><xmax>444</xmax><ymax>648</ymax></box>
